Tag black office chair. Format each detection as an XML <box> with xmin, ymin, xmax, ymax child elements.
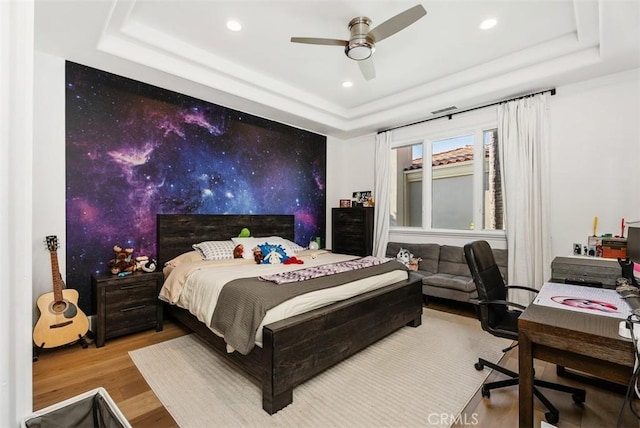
<box><xmin>463</xmin><ymin>240</ymin><xmax>586</xmax><ymax>425</ymax></box>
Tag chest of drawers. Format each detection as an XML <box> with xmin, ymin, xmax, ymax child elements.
<box><xmin>332</xmin><ymin>207</ymin><xmax>374</xmax><ymax>257</ymax></box>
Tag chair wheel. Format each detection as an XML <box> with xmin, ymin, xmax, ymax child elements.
<box><xmin>545</xmin><ymin>411</ymin><xmax>559</xmax><ymax>424</ymax></box>
<box><xmin>481</xmin><ymin>386</ymin><xmax>490</xmax><ymax>398</ymax></box>
<box><xmin>572</xmin><ymin>392</ymin><xmax>586</xmax><ymax>404</ymax></box>
<box><xmin>474</xmin><ymin>362</ymin><xmax>484</xmax><ymax>371</ymax></box>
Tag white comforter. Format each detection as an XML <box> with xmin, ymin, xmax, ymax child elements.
<box><xmin>159</xmin><ymin>250</ymin><xmax>408</xmax><ymax>347</ymax></box>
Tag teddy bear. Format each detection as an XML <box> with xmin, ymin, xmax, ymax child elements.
<box><xmin>108</xmin><ymin>245</ymin><xmax>137</xmax><ymax>275</ymax></box>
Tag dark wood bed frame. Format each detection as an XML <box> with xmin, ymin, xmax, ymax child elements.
<box><xmin>157</xmin><ymin>214</ymin><xmax>423</xmax><ymax>414</ymax></box>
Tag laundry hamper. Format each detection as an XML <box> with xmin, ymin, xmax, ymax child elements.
<box><xmin>22</xmin><ymin>387</ymin><xmax>130</xmax><ymax>428</ymax></box>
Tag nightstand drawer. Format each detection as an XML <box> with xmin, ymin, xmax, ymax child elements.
<box><xmin>105</xmin><ymin>281</ymin><xmax>157</xmax><ymax>308</ymax></box>
<box><xmin>105</xmin><ymin>303</ymin><xmax>157</xmax><ymax>338</ymax></box>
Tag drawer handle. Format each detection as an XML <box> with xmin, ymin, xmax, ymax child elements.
<box><xmin>119</xmin><ymin>284</ymin><xmax>151</xmax><ymax>290</ymax></box>
<box><xmin>120</xmin><ymin>305</ymin><xmax>146</xmax><ymax>312</ymax></box>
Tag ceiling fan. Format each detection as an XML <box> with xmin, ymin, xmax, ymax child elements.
<box><xmin>290</xmin><ymin>4</ymin><xmax>427</xmax><ymax>81</ymax></box>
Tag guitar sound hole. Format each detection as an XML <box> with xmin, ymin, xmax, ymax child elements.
<box><xmin>51</xmin><ymin>300</ymin><xmax>68</xmax><ymax>313</ymax></box>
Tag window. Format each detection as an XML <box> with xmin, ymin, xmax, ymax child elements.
<box><xmin>390</xmin><ymin>143</ymin><xmax>423</xmax><ymax>227</ymax></box>
<box><xmin>390</xmin><ymin>123</ymin><xmax>503</xmax><ymax>232</ymax></box>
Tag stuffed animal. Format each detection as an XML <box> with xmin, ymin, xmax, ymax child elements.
<box><xmin>141</xmin><ymin>258</ymin><xmax>157</xmax><ymax>273</ymax></box>
<box><xmin>396</xmin><ymin>248</ymin><xmax>412</xmax><ymax>267</ymax></box>
<box><xmin>108</xmin><ymin>245</ymin><xmax>136</xmax><ymax>275</ymax></box>
<box><xmin>408</xmin><ymin>256</ymin><xmax>422</xmax><ymax>271</ymax></box>
<box><xmin>396</xmin><ymin>248</ymin><xmax>421</xmax><ymax>271</ymax></box>
<box><xmin>253</xmin><ymin>246</ymin><xmax>264</xmax><ymax>264</ymax></box>
<box><xmin>135</xmin><ymin>256</ymin><xmax>157</xmax><ymax>273</ymax></box>
<box><xmin>257</xmin><ymin>243</ymin><xmax>291</xmax><ymax>265</ymax></box>
<box><xmin>233</xmin><ymin>244</ymin><xmax>244</xmax><ymax>259</ymax></box>
<box><xmin>135</xmin><ymin>256</ymin><xmax>149</xmax><ymax>271</ymax></box>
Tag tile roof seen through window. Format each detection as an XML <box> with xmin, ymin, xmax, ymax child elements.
<box><xmin>405</xmin><ymin>145</ymin><xmax>489</xmax><ymax>171</ymax></box>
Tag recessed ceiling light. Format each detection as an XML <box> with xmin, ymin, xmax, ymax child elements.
<box><xmin>479</xmin><ymin>18</ymin><xmax>497</xmax><ymax>30</ymax></box>
<box><xmin>226</xmin><ymin>20</ymin><xmax>242</xmax><ymax>32</ymax></box>
<box><xmin>342</xmin><ymin>81</ymin><xmax>353</xmax><ymax>88</ymax></box>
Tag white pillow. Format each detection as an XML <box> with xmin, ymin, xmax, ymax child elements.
<box><xmin>192</xmin><ymin>240</ymin><xmax>236</xmax><ymax>260</ymax></box>
<box><xmin>231</xmin><ymin>237</ymin><xmax>295</xmax><ymax>260</ymax></box>
<box><xmin>164</xmin><ymin>250</ymin><xmax>202</xmax><ymax>267</ymax></box>
<box><xmin>283</xmin><ymin>239</ymin><xmax>305</xmax><ymax>253</ymax></box>
<box><xmin>163</xmin><ymin>250</ymin><xmax>204</xmax><ymax>277</ymax></box>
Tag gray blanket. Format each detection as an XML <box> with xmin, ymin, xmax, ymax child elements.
<box><xmin>210</xmin><ymin>259</ymin><xmax>408</xmax><ymax>355</ymax></box>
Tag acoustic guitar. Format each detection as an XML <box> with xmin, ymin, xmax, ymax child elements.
<box><xmin>33</xmin><ymin>235</ymin><xmax>89</xmax><ymax>349</ymax></box>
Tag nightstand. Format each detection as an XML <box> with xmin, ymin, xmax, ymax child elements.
<box><xmin>92</xmin><ymin>271</ymin><xmax>164</xmax><ymax>347</ymax></box>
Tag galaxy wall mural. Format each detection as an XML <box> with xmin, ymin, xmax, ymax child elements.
<box><xmin>66</xmin><ymin>61</ymin><xmax>326</xmax><ymax>312</ymax></box>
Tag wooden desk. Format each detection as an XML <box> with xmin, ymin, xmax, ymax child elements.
<box><xmin>518</xmin><ymin>302</ymin><xmax>635</xmax><ymax>427</ymax></box>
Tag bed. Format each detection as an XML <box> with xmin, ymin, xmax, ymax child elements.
<box><xmin>156</xmin><ymin>214</ymin><xmax>423</xmax><ymax>414</ymax></box>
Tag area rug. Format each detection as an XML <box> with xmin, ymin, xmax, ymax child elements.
<box><xmin>129</xmin><ymin>309</ymin><xmax>511</xmax><ymax>428</ymax></box>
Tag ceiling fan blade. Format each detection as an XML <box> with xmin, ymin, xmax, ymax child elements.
<box><xmin>368</xmin><ymin>4</ymin><xmax>427</xmax><ymax>43</ymax></box>
<box><xmin>290</xmin><ymin>37</ymin><xmax>348</xmax><ymax>46</ymax></box>
<box><xmin>359</xmin><ymin>58</ymin><xmax>376</xmax><ymax>81</ymax></box>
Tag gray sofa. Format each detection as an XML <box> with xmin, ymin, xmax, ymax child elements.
<box><xmin>385</xmin><ymin>242</ymin><xmax>508</xmax><ymax>304</ymax></box>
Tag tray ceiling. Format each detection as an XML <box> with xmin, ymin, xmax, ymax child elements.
<box><xmin>35</xmin><ymin>0</ymin><xmax>640</xmax><ymax>138</ymax></box>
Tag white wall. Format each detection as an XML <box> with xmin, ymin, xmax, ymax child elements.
<box><xmin>548</xmin><ymin>69</ymin><xmax>640</xmax><ymax>258</ymax></box>
<box><xmin>327</xmin><ymin>69</ymin><xmax>640</xmax><ymax>259</ymax></box>
<box><xmin>325</xmin><ymin>134</ymin><xmax>374</xmax><ymax>249</ymax></box>
<box><xmin>33</xmin><ymin>53</ymin><xmax>66</xmax><ymax>322</ymax></box>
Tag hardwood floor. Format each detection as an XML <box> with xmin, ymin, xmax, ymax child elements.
<box><xmin>32</xmin><ymin>322</ymin><xmax>190</xmax><ymax>427</ymax></box>
<box><xmin>32</xmin><ymin>301</ymin><xmax>638</xmax><ymax>427</ymax></box>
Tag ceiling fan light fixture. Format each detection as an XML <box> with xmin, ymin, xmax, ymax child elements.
<box><xmin>345</xmin><ymin>40</ymin><xmax>375</xmax><ymax>61</ymax></box>
<box><xmin>346</xmin><ymin>16</ymin><xmax>375</xmax><ymax>61</ymax></box>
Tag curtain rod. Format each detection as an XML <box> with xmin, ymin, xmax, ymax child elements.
<box><xmin>377</xmin><ymin>88</ymin><xmax>556</xmax><ymax>134</ymax></box>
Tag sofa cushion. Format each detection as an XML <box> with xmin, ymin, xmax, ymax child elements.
<box><xmin>437</xmin><ymin>245</ymin><xmax>471</xmax><ymax>277</ymax></box>
<box><xmin>420</xmin><ymin>245</ymin><xmax>475</xmax><ymax>293</ymax></box>
<box><xmin>423</xmin><ymin>273</ymin><xmax>475</xmax><ymax>293</ymax></box>
<box><xmin>385</xmin><ymin>242</ymin><xmax>440</xmax><ymax>274</ymax></box>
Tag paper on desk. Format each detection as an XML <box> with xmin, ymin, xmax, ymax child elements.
<box><xmin>534</xmin><ymin>282</ymin><xmax>632</xmax><ymax>319</ymax></box>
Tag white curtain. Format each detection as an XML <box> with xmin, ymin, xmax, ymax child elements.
<box><xmin>497</xmin><ymin>93</ymin><xmax>551</xmax><ymax>306</ymax></box>
<box><xmin>373</xmin><ymin>131</ymin><xmax>392</xmax><ymax>257</ymax></box>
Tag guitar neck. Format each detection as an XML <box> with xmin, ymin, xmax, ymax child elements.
<box><xmin>50</xmin><ymin>250</ymin><xmax>64</xmax><ymax>302</ymax></box>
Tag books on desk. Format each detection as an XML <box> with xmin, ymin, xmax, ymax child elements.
<box><xmin>534</xmin><ymin>282</ymin><xmax>632</xmax><ymax>320</ymax></box>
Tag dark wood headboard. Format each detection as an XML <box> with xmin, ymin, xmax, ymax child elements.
<box><xmin>157</xmin><ymin>214</ymin><xmax>295</xmax><ymax>265</ymax></box>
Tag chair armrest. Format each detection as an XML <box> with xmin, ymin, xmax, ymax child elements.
<box><xmin>505</xmin><ymin>285</ymin><xmax>539</xmax><ymax>294</ymax></box>
<box><xmin>477</xmin><ymin>299</ymin><xmax>527</xmax><ymax>311</ymax></box>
